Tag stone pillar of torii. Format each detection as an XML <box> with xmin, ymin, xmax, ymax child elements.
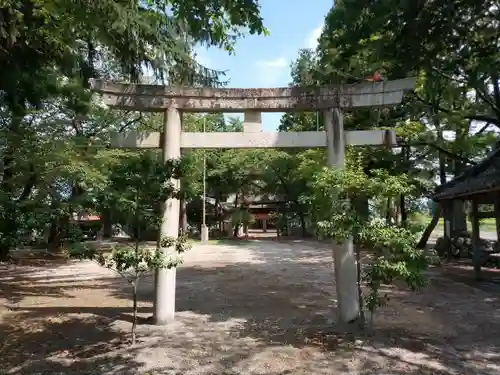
<box><xmin>90</xmin><ymin>77</ymin><xmax>416</xmax><ymax>325</ymax></box>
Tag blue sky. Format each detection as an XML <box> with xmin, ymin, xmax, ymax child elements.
<box><xmin>195</xmin><ymin>0</ymin><xmax>333</xmax><ymax>131</ymax></box>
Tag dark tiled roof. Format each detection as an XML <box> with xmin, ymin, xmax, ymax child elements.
<box><xmin>432</xmin><ymin>147</ymin><xmax>500</xmax><ymax>201</ymax></box>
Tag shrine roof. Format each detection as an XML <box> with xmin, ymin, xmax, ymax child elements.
<box><xmin>432</xmin><ymin>147</ymin><xmax>500</xmax><ymax>201</ymax></box>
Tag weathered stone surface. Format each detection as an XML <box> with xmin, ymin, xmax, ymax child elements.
<box><xmin>91</xmin><ymin>78</ymin><xmax>415</xmax><ymax>98</ymax></box>
<box><xmin>90</xmin><ymin>78</ymin><xmax>416</xmax><ymax>111</ymax></box>
<box><xmin>110</xmin><ymin>130</ymin><xmax>397</xmax><ymax>149</ymax></box>
<box><xmin>243</xmin><ymin>111</ymin><xmax>262</xmax><ymax>133</ymax></box>
<box><xmin>434</xmin><ymin>232</ymin><xmax>499</xmax><ymax>260</ymax></box>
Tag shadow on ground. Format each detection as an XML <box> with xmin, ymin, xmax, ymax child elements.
<box><xmin>0</xmin><ymin>313</ymin><xmax>142</xmax><ymax>374</ymax></box>
<box><xmin>0</xmin><ymin>262</ymin><xmax>119</xmax><ymax>306</ymax></box>
<box><xmin>2</xmin><ymin>240</ymin><xmax>500</xmax><ymax>374</ymax></box>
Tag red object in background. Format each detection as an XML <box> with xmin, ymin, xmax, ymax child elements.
<box><xmin>366</xmin><ymin>71</ymin><xmax>382</xmax><ymax>82</ymax></box>
<box><xmin>253</xmin><ymin>213</ymin><xmax>270</xmax><ymax>220</ymax></box>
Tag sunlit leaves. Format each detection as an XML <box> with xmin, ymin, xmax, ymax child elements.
<box><xmin>308</xmin><ymin>148</ymin><xmax>430</xmax><ymax>319</ymax></box>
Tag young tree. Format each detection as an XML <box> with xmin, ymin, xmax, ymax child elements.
<box><xmin>309</xmin><ymin>149</ymin><xmax>434</xmax><ymax>328</ymax></box>
<box><xmin>70</xmin><ymin>152</ymin><xmax>191</xmax><ymax>344</ymax></box>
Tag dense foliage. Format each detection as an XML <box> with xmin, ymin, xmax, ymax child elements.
<box><xmin>0</xmin><ymin>0</ymin><xmax>267</xmax><ymax>259</ymax></box>
<box><xmin>1</xmin><ymin>0</ymin><xmax>497</xmax><ymax>327</ymax></box>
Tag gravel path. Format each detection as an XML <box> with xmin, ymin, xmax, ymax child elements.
<box><xmin>1</xmin><ymin>239</ymin><xmax>500</xmax><ymax>374</ymax></box>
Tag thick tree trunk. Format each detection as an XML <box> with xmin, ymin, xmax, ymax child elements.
<box><xmin>47</xmin><ymin>215</ymin><xmax>70</xmax><ymax>253</ymax></box>
<box><xmin>400</xmin><ymin>194</ymin><xmax>407</xmax><ymax>225</ymax></box>
<box><xmin>101</xmin><ymin>207</ymin><xmax>113</xmax><ymax>238</ymax></box>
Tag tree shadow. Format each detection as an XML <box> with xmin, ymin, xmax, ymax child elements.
<box><xmin>99</xmin><ymin>240</ymin><xmax>500</xmax><ymax>373</ymax></box>
<box><xmin>4</xmin><ymin>240</ymin><xmax>500</xmax><ymax>373</ymax></box>
<box><xmin>0</xmin><ymin>313</ymin><xmax>143</xmax><ymax>374</ymax></box>
<box><xmin>0</xmin><ymin>260</ymin><xmax>120</xmax><ymax>305</ymax></box>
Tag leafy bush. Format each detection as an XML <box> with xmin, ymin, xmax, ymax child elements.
<box><xmin>70</xmin><ymin>235</ymin><xmax>191</xmax><ymax>344</ymax></box>
<box><xmin>309</xmin><ymin>149</ymin><xmax>433</xmax><ymax>328</ymax></box>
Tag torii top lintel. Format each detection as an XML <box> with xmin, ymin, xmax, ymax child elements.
<box><xmin>89</xmin><ymin>77</ymin><xmax>416</xmax><ymax>112</ymax></box>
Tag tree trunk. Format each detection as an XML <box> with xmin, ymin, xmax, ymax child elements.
<box><xmin>47</xmin><ymin>224</ymin><xmax>62</xmax><ymax>253</ymax></box>
<box><xmin>232</xmin><ymin>193</ymin><xmax>240</xmax><ymax>237</ymax></box>
<box><xmin>101</xmin><ymin>207</ymin><xmax>113</xmax><ymax>238</ymax></box>
<box><xmin>451</xmin><ymin>201</ymin><xmax>467</xmax><ymax>236</ymax></box>
<box><xmin>450</xmin><ymin>162</ymin><xmax>467</xmax><ymax>236</ymax></box>
<box><xmin>47</xmin><ymin>215</ymin><xmax>70</xmax><ymax>253</ymax></box>
<box><xmin>400</xmin><ymin>194</ymin><xmax>407</xmax><ymax>225</ymax></box>
<box><xmin>400</xmin><ymin>146</ymin><xmax>409</xmax><ymax>226</ymax></box>
<box><xmin>385</xmin><ymin>198</ymin><xmax>392</xmax><ymax>225</ymax></box>
<box><xmin>0</xmin><ymin>112</ymin><xmax>24</xmax><ymax>260</ymax></box>
<box><xmin>179</xmin><ymin>198</ymin><xmax>188</xmax><ymax>234</ymax></box>
<box><xmin>417</xmin><ymin>205</ymin><xmax>442</xmax><ymax>249</ymax></box>
<box><xmin>233</xmin><ymin>223</ymin><xmax>240</xmax><ymax>237</ymax></box>
<box><xmin>132</xmin><ymin>281</ymin><xmax>138</xmax><ymax>345</ymax></box>
<box><xmin>0</xmin><ymin>237</ymin><xmax>12</xmax><ymax>261</ymax></box>
<box><xmin>299</xmin><ymin>211</ymin><xmax>307</xmax><ymax>237</ymax></box>
<box><xmin>0</xmin><ymin>205</ymin><xmax>17</xmax><ymax>260</ymax></box>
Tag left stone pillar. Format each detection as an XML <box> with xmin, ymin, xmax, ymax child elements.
<box><xmin>325</xmin><ymin>108</ymin><xmax>360</xmax><ymax>324</ymax></box>
<box><xmin>154</xmin><ymin>107</ymin><xmax>181</xmax><ymax>325</ymax></box>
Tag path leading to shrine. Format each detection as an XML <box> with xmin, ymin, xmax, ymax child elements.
<box><xmin>1</xmin><ymin>240</ymin><xmax>499</xmax><ymax>374</ymax></box>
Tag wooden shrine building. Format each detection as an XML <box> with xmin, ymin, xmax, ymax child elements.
<box><xmin>432</xmin><ymin>147</ymin><xmax>500</xmax><ymax>277</ymax></box>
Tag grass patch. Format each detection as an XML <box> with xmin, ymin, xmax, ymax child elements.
<box><xmin>413</xmin><ymin>214</ymin><xmax>497</xmax><ymax>232</ymax></box>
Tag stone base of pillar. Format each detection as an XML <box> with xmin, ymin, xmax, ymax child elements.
<box><xmin>154</xmin><ymin>266</ymin><xmax>176</xmax><ymax>325</ymax></box>
<box><xmin>201</xmin><ymin>224</ymin><xmax>209</xmax><ymax>242</ymax></box>
<box><xmin>333</xmin><ymin>237</ymin><xmax>360</xmax><ymax>323</ymax></box>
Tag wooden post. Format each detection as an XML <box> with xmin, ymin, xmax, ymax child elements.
<box><xmin>470</xmin><ymin>199</ymin><xmax>482</xmax><ymax>280</ymax></box>
<box><xmin>443</xmin><ymin>202</ymin><xmax>452</xmax><ymax>239</ymax></box>
<box><xmin>494</xmin><ymin>193</ymin><xmax>500</xmax><ymax>242</ymax></box>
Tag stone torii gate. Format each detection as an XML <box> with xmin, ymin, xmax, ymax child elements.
<box><xmin>90</xmin><ymin>77</ymin><xmax>415</xmax><ymax>325</ymax></box>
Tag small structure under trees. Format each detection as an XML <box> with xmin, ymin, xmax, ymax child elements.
<box><xmin>432</xmin><ymin>147</ymin><xmax>500</xmax><ymax>278</ymax></box>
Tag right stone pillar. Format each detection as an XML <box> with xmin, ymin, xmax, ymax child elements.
<box><xmin>325</xmin><ymin>108</ymin><xmax>360</xmax><ymax>324</ymax></box>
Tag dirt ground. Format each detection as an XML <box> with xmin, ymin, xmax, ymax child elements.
<box><xmin>1</xmin><ymin>239</ymin><xmax>500</xmax><ymax>375</ymax></box>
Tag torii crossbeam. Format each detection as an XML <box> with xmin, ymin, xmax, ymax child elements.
<box><xmin>90</xmin><ymin>77</ymin><xmax>416</xmax><ymax>327</ymax></box>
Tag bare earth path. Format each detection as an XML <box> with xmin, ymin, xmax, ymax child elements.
<box><xmin>1</xmin><ymin>239</ymin><xmax>500</xmax><ymax>374</ymax></box>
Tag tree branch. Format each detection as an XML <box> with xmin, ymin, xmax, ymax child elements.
<box><xmin>402</xmin><ymin>141</ymin><xmax>477</xmax><ymax>165</ymax></box>
<box><xmin>118</xmin><ymin>113</ymin><xmax>143</xmax><ymax>133</ymax></box>
<box><xmin>475</xmin><ymin>122</ymin><xmax>491</xmax><ymax>135</ymax></box>
<box><xmin>412</xmin><ymin>91</ymin><xmax>500</xmax><ymax>127</ymax></box>
<box><xmin>17</xmin><ymin>164</ymin><xmax>37</xmax><ymax>203</ymax></box>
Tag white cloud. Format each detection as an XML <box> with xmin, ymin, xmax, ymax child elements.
<box><xmin>194</xmin><ymin>49</ymin><xmax>211</xmax><ymax>67</ymax></box>
<box><xmin>306</xmin><ymin>23</ymin><xmax>324</xmax><ymax>49</ymax></box>
<box><xmin>255</xmin><ymin>56</ymin><xmax>289</xmax><ymax>86</ymax></box>
<box><xmin>256</xmin><ymin>57</ymin><xmax>287</xmax><ymax>68</ymax></box>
